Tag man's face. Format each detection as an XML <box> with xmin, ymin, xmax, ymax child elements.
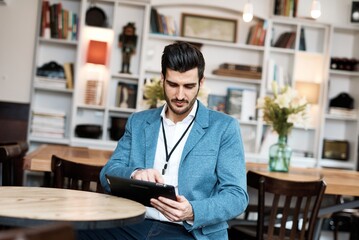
<box><xmin>162</xmin><ymin>68</ymin><xmax>203</xmax><ymax>122</ymax></box>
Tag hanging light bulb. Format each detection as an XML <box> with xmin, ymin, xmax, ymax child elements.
<box><xmin>243</xmin><ymin>1</ymin><xmax>253</xmax><ymax>22</ymax></box>
<box><xmin>311</xmin><ymin>0</ymin><xmax>321</xmax><ymax>19</ymax></box>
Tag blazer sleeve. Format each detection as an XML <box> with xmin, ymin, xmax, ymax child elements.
<box><xmin>100</xmin><ymin>114</ymin><xmax>139</xmax><ymax>192</ymax></box>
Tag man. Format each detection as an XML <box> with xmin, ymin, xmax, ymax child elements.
<box><xmin>93</xmin><ymin>41</ymin><xmax>248</xmax><ymax>239</ymax></box>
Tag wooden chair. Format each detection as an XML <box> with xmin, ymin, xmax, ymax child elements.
<box><xmin>0</xmin><ymin>223</ymin><xmax>76</xmax><ymax>240</ymax></box>
<box><xmin>0</xmin><ymin>141</ymin><xmax>28</xmax><ymax>186</ymax></box>
<box><xmin>229</xmin><ymin>170</ymin><xmax>327</xmax><ymax>240</ymax></box>
<box><xmin>51</xmin><ymin>155</ymin><xmax>104</xmax><ymax>193</ymax></box>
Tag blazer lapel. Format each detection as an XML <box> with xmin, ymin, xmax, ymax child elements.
<box><xmin>181</xmin><ymin>102</ymin><xmax>209</xmax><ymax>162</ymax></box>
<box><xmin>144</xmin><ymin>108</ymin><xmax>162</xmax><ymax>168</ymax></box>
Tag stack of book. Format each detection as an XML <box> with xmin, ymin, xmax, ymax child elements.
<box><xmin>212</xmin><ymin>63</ymin><xmax>262</xmax><ymax>80</ymax></box>
<box><xmin>40</xmin><ymin>0</ymin><xmax>79</xmax><ymax>40</ymax></box>
<box><xmin>150</xmin><ymin>8</ymin><xmax>177</xmax><ymax>36</ymax></box>
<box><xmin>246</xmin><ymin>20</ymin><xmax>267</xmax><ymax>46</ymax></box>
<box><xmin>329</xmin><ymin>107</ymin><xmax>357</xmax><ymax>118</ymax></box>
<box><xmin>34</xmin><ymin>76</ymin><xmax>67</xmax><ymax>89</ymax></box>
<box><xmin>31</xmin><ymin>109</ymin><xmax>66</xmax><ymax>138</ymax></box>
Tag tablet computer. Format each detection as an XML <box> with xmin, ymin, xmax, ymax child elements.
<box><xmin>105</xmin><ymin>174</ymin><xmax>176</xmax><ymax>207</ymax></box>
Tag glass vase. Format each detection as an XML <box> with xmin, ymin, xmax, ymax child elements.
<box><xmin>269</xmin><ymin>135</ymin><xmax>292</xmax><ymax>172</ymax></box>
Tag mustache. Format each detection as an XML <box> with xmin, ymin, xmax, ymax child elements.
<box><xmin>171</xmin><ymin>99</ymin><xmax>188</xmax><ymax>103</ymax></box>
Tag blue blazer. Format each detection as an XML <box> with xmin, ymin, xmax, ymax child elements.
<box><xmin>100</xmin><ymin>101</ymin><xmax>248</xmax><ymax>239</ymax></box>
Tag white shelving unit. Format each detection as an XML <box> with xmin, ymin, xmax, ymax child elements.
<box><xmin>28</xmin><ymin>0</ymin><xmax>82</xmax><ymax>150</ymax></box>
<box><xmin>70</xmin><ymin>0</ymin><xmax>150</xmax><ymax>149</ymax></box>
<box><xmin>256</xmin><ymin>16</ymin><xmax>330</xmax><ymax>167</ymax></box>
<box><xmin>28</xmin><ymin>0</ymin><xmax>357</xmax><ymax>169</ymax></box>
<box><xmin>319</xmin><ymin>25</ymin><xmax>359</xmax><ymax>169</ymax></box>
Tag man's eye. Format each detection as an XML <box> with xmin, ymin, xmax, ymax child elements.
<box><xmin>185</xmin><ymin>85</ymin><xmax>196</xmax><ymax>89</ymax></box>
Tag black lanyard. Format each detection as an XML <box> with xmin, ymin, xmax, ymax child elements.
<box><xmin>161</xmin><ymin>102</ymin><xmax>199</xmax><ymax>175</ymax></box>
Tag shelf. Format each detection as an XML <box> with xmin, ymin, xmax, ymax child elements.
<box><xmin>329</xmin><ymin>69</ymin><xmax>359</xmax><ymax>77</ymax></box>
<box><xmin>319</xmin><ymin>159</ymin><xmax>356</xmax><ymax>170</ymax></box>
<box><xmin>206</xmin><ymin>74</ymin><xmax>262</xmax><ymax>85</ymax></box>
<box><xmin>77</xmin><ymin>104</ymin><xmax>106</xmax><ymax>111</ymax></box>
<box><xmin>148</xmin><ymin>33</ymin><xmax>265</xmax><ymax>51</ymax></box>
<box><xmin>269</xmin><ymin>47</ymin><xmax>296</xmax><ymax>54</ymax></box>
<box><xmin>29</xmin><ymin>136</ymin><xmax>71</xmax><ymax>145</ymax></box>
<box><xmin>108</xmin><ymin>107</ymin><xmax>136</xmax><ymax>113</ymax></box>
<box><xmin>71</xmin><ymin>137</ymin><xmax>117</xmax><ymax>150</ymax></box>
<box><xmin>39</xmin><ymin>37</ymin><xmax>78</xmax><ymax>46</ymax></box>
<box><xmin>325</xmin><ymin>114</ymin><xmax>358</xmax><ymax>121</ymax></box>
<box><xmin>34</xmin><ymin>85</ymin><xmax>74</xmax><ymax>93</ymax></box>
<box><xmin>112</xmin><ymin>73</ymin><xmax>140</xmax><ymax>81</ymax></box>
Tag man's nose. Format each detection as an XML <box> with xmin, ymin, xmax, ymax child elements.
<box><xmin>176</xmin><ymin>87</ymin><xmax>185</xmax><ymax>100</ymax></box>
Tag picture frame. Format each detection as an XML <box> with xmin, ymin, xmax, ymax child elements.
<box><xmin>181</xmin><ymin>13</ymin><xmax>237</xmax><ymax>43</ymax></box>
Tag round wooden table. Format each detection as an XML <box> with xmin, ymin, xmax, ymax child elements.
<box><xmin>0</xmin><ymin>187</ymin><xmax>146</xmax><ymax>229</ymax></box>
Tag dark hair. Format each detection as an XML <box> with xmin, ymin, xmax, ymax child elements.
<box><xmin>161</xmin><ymin>41</ymin><xmax>205</xmax><ymax>82</ymax></box>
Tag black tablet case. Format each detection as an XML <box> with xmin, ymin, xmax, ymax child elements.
<box><xmin>105</xmin><ymin>174</ymin><xmax>176</xmax><ymax>207</ymax></box>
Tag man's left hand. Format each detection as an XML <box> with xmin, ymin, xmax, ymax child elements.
<box><xmin>150</xmin><ymin>195</ymin><xmax>194</xmax><ymax>222</ymax></box>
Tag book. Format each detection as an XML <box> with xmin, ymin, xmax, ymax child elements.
<box><xmin>226</xmin><ymin>88</ymin><xmax>257</xmax><ymax>121</ymax></box>
<box><xmin>219</xmin><ymin>63</ymin><xmax>262</xmax><ymax>72</ymax></box>
<box><xmin>150</xmin><ymin>8</ymin><xmax>159</xmax><ymax>33</ymax></box>
<box><xmin>34</xmin><ymin>77</ymin><xmax>67</xmax><ymax>89</ymax></box>
<box><xmin>207</xmin><ymin>94</ymin><xmax>226</xmax><ymax>112</ymax></box>
<box><xmin>226</xmin><ymin>88</ymin><xmax>243</xmax><ymax>119</ymax></box>
<box><xmin>63</xmin><ymin>62</ymin><xmax>74</xmax><ymax>89</ymax></box>
<box><xmin>299</xmin><ymin>27</ymin><xmax>306</xmax><ymax>51</ymax></box>
<box><xmin>213</xmin><ymin>68</ymin><xmax>262</xmax><ymax>79</ymax></box>
<box><xmin>273</xmin><ymin>31</ymin><xmax>296</xmax><ymax>48</ymax></box>
<box><xmin>329</xmin><ymin>107</ymin><xmax>357</xmax><ymax>118</ymax></box>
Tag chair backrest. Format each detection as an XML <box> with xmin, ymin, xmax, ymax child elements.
<box><xmin>0</xmin><ymin>223</ymin><xmax>76</xmax><ymax>240</ymax></box>
<box><xmin>247</xmin><ymin>170</ymin><xmax>327</xmax><ymax>240</ymax></box>
<box><xmin>51</xmin><ymin>155</ymin><xmax>104</xmax><ymax>193</ymax></box>
<box><xmin>0</xmin><ymin>141</ymin><xmax>28</xmax><ymax>186</ymax></box>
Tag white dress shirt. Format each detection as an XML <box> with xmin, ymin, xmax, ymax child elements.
<box><xmin>146</xmin><ymin>101</ymin><xmax>197</xmax><ymax>222</ymax></box>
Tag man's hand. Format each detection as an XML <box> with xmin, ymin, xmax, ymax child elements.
<box><xmin>150</xmin><ymin>195</ymin><xmax>194</xmax><ymax>222</ymax></box>
<box><xmin>132</xmin><ymin>169</ymin><xmax>164</xmax><ymax>183</ymax></box>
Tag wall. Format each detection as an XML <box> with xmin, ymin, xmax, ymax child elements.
<box><xmin>0</xmin><ymin>0</ymin><xmax>38</xmax><ymax>103</ymax></box>
<box><xmin>0</xmin><ymin>0</ymin><xmax>355</xmax><ymax>104</ymax></box>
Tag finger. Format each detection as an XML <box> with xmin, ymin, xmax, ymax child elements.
<box><xmin>154</xmin><ymin>171</ymin><xmax>164</xmax><ymax>183</ymax></box>
<box><xmin>151</xmin><ymin>199</ymin><xmax>179</xmax><ymax>221</ymax></box>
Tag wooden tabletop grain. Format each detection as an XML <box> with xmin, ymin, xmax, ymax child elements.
<box><xmin>0</xmin><ymin>187</ymin><xmax>146</xmax><ymax>229</ymax></box>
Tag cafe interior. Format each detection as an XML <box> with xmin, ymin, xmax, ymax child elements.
<box><xmin>1</xmin><ymin>0</ymin><xmax>359</xmax><ymax>239</ymax></box>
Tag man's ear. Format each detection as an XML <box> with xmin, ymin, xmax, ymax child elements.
<box><xmin>199</xmin><ymin>77</ymin><xmax>205</xmax><ymax>87</ymax></box>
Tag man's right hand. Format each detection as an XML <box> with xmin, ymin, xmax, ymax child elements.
<box><xmin>132</xmin><ymin>169</ymin><xmax>164</xmax><ymax>183</ymax></box>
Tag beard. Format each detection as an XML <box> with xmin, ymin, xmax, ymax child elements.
<box><xmin>164</xmin><ymin>92</ymin><xmax>198</xmax><ymax>116</ymax></box>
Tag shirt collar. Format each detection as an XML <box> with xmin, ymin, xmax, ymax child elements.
<box><xmin>161</xmin><ymin>100</ymin><xmax>198</xmax><ymax>124</ymax></box>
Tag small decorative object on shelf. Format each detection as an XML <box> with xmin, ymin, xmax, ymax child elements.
<box><xmin>118</xmin><ymin>22</ymin><xmax>137</xmax><ymax>74</ymax></box>
<box><xmin>257</xmin><ymin>82</ymin><xmax>310</xmax><ymax>172</ymax></box>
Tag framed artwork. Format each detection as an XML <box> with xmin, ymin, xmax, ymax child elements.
<box><xmin>181</xmin><ymin>13</ymin><xmax>237</xmax><ymax>43</ymax></box>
